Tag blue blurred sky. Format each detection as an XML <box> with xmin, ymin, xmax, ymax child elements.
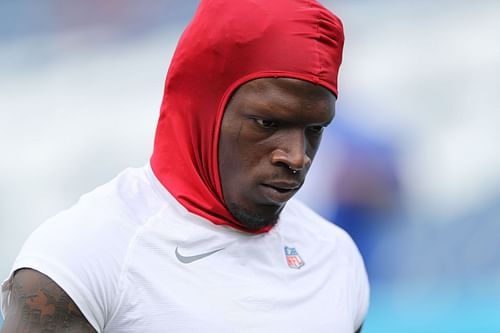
<box><xmin>1</xmin><ymin>1</ymin><xmax>499</xmax><ymax>331</ymax></box>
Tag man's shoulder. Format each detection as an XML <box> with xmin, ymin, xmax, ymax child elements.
<box><xmin>3</xmin><ymin>165</ymin><xmax>166</xmax><ymax>331</ymax></box>
<box><xmin>283</xmin><ymin>199</ymin><xmax>344</xmax><ymax>234</ymax></box>
<box><xmin>13</xmin><ymin>165</ymin><xmax>165</xmax><ymax>280</ymax></box>
<box><xmin>38</xmin><ymin>165</ymin><xmax>165</xmax><ymax>232</ymax></box>
<box><xmin>76</xmin><ymin>165</ymin><xmax>162</xmax><ymax>220</ymax></box>
<box><xmin>281</xmin><ymin>199</ymin><xmax>360</xmax><ymax>253</ymax></box>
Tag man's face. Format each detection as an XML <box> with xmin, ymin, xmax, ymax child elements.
<box><xmin>218</xmin><ymin>77</ymin><xmax>336</xmax><ymax>230</ymax></box>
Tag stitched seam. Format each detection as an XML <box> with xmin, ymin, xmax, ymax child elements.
<box><xmin>106</xmin><ymin>197</ymin><xmax>166</xmax><ymax>327</ymax></box>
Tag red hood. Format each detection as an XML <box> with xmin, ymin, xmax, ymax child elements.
<box><xmin>150</xmin><ymin>0</ymin><xmax>344</xmax><ymax>233</ymax></box>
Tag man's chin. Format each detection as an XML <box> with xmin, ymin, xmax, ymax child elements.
<box><xmin>227</xmin><ymin>202</ymin><xmax>281</xmax><ymax>230</ymax></box>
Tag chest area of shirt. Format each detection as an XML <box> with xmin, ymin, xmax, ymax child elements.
<box><xmin>110</xmin><ymin>231</ymin><xmax>355</xmax><ymax>333</ymax></box>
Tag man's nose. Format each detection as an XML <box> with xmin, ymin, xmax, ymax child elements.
<box><xmin>270</xmin><ymin>130</ymin><xmax>311</xmax><ymax>171</ymax></box>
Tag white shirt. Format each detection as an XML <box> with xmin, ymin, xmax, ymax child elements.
<box><xmin>1</xmin><ymin>164</ymin><xmax>369</xmax><ymax>332</ymax></box>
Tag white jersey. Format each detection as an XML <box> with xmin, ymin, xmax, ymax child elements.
<box><xmin>1</xmin><ymin>165</ymin><xmax>369</xmax><ymax>333</ymax></box>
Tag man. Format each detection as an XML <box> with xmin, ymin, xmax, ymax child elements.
<box><xmin>1</xmin><ymin>0</ymin><xmax>369</xmax><ymax>332</ymax></box>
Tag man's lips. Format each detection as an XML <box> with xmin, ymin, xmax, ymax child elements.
<box><xmin>260</xmin><ymin>180</ymin><xmax>302</xmax><ymax>203</ymax></box>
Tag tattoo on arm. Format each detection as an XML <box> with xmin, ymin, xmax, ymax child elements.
<box><xmin>2</xmin><ymin>268</ymin><xmax>96</xmax><ymax>333</ymax></box>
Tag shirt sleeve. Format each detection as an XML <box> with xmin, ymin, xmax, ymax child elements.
<box><xmin>1</xmin><ymin>196</ymin><xmax>135</xmax><ymax>333</ymax></box>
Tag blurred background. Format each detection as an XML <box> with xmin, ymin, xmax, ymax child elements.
<box><xmin>1</xmin><ymin>0</ymin><xmax>499</xmax><ymax>331</ymax></box>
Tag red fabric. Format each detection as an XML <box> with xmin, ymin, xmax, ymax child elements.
<box><xmin>150</xmin><ymin>0</ymin><xmax>344</xmax><ymax>233</ymax></box>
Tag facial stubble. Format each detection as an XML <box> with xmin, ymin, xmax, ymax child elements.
<box><xmin>226</xmin><ymin>202</ymin><xmax>281</xmax><ymax>230</ymax></box>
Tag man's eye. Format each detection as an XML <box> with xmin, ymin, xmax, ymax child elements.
<box><xmin>307</xmin><ymin>125</ymin><xmax>325</xmax><ymax>134</ymax></box>
<box><xmin>255</xmin><ymin>118</ymin><xmax>278</xmax><ymax>128</ymax></box>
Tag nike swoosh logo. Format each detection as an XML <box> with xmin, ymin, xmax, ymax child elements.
<box><xmin>175</xmin><ymin>246</ymin><xmax>224</xmax><ymax>264</ymax></box>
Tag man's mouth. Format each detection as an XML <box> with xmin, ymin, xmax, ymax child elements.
<box><xmin>260</xmin><ymin>181</ymin><xmax>301</xmax><ymax>203</ymax></box>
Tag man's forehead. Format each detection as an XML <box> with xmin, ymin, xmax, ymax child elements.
<box><xmin>240</xmin><ymin>77</ymin><xmax>334</xmax><ymax>95</ymax></box>
<box><xmin>225</xmin><ymin>77</ymin><xmax>336</xmax><ymax>124</ymax></box>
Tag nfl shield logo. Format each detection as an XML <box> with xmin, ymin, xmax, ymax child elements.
<box><xmin>284</xmin><ymin>246</ymin><xmax>305</xmax><ymax>269</ymax></box>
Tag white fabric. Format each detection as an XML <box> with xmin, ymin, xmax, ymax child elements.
<box><xmin>1</xmin><ymin>164</ymin><xmax>369</xmax><ymax>332</ymax></box>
